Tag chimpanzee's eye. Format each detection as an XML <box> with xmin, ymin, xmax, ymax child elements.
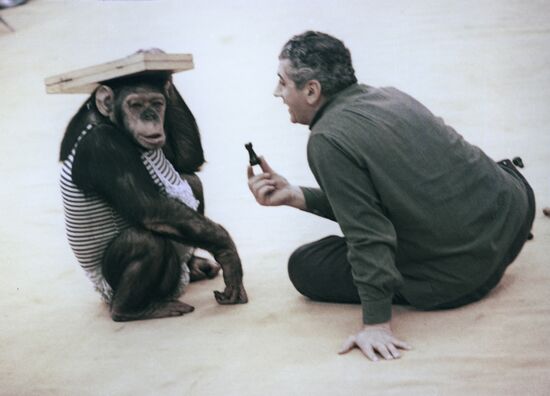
<box><xmin>129</xmin><ymin>102</ymin><xmax>143</xmax><ymax>110</ymax></box>
<box><xmin>152</xmin><ymin>100</ymin><xmax>165</xmax><ymax>109</ymax></box>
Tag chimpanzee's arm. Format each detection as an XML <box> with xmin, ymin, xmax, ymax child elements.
<box><xmin>73</xmin><ymin>125</ymin><xmax>230</xmax><ymax>249</ymax></box>
<box><xmin>72</xmin><ymin>125</ymin><xmax>247</xmax><ymax>304</ymax></box>
<box><xmin>73</xmin><ymin>125</ymin><xmax>162</xmax><ymax>222</ymax></box>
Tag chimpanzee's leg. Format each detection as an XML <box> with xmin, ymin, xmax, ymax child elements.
<box><xmin>188</xmin><ymin>255</ymin><xmax>221</xmax><ymax>281</ymax></box>
<box><xmin>102</xmin><ymin>227</ymin><xmax>194</xmax><ymax>321</ymax></box>
<box><xmin>171</xmin><ymin>241</ymin><xmax>221</xmax><ymax>281</ymax></box>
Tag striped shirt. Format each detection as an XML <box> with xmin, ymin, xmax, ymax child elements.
<box><xmin>60</xmin><ymin>124</ymin><xmax>197</xmax><ymax>302</ymax></box>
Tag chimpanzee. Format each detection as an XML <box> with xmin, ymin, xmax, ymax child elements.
<box><xmin>59</xmin><ymin>72</ymin><xmax>248</xmax><ymax>321</ymax></box>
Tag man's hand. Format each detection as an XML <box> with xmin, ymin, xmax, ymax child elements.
<box><xmin>247</xmin><ymin>157</ymin><xmax>306</xmax><ymax>209</ymax></box>
<box><xmin>338</xmin><ymin>321</ymin><xmax>412</xmax><ymax>361</ymax></box>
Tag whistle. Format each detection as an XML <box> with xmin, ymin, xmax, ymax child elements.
<box><xmin>245</xmin><ymin>142</ymin><xmax>261</xmax><ymax>166</ymax></box>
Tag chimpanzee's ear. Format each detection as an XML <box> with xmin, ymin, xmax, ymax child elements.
<box><xmin>163</xmin><ymin>85</ymin><xmax>205</xmax><ymax>173</ymax></box>
<box><xmin>163</xmin><ymin>77</ymin><xmax>173</xmax><ymax>97</ymax></box>
<box><xmin>95</xmin><ymin>85</ymin><xmax>115</xmax><ymax>118</ymax></box>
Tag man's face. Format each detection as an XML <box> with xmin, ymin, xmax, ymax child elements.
<box><xmin>274</xmin><ymin>59</ymin><xmax>314</xmax><ymax>125</ymax></box>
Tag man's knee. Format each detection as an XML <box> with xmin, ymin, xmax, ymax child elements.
<box><xmin>287</xmin><ymin>236</ymin><xmax>359</xmax><ymax>303</ymax></box>
<box><xmin>287</xmin><ymin>244</ymin><xmax>315</xmax><ymax>298</ymax></box>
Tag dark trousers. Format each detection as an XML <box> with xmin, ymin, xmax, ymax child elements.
<box><xmin>287</xmin><ymin>159</ymin><xmax>535</xmax><ymax>310</ymax></box>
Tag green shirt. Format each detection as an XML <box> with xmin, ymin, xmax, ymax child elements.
<box><xmin>302</xmin><ymin>84</ymin><xmax>529</xmax><ymax>324</ymax></box>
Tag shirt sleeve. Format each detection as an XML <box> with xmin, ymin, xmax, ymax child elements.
<box><xmin>300</xmin><ymin>187</ymin><xmax>337</xmax><ymax>221</ymax></box>
<box><xmin>307</xmin><ymin>133</ymin><xmax>403</xmax><ymax>324</ymax></box>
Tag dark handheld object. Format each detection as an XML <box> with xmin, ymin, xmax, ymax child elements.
<box><xmin>245</xmin><ymin>142</ymin><xmax>261</xmax><ymax>166</ymax></box>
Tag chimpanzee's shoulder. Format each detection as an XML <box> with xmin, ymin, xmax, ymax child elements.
<box><xmin>71</xmin><ymin>123</ymin><xmax>147</xmax><ymax>193</ymax></box>
<box><xmin>76</xmin><ymin>123</ymin><xmax>137</xmax><ymax>159</ymax></box>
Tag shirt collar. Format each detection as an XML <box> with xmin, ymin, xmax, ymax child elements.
<box><xmin>309</xmin><ymin>83</ymin><xmax>361</xmax><ymax>129</ymax></box>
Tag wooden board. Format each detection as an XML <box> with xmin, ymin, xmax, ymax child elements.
<box><xmin>45</xmin><ymin>52</ymin><xmax>194</xmax><ymax>94</ymax></box>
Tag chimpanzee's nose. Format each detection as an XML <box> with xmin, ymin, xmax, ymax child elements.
<box><xmin>141</xmin><ymin>108</ymin><xmax>159</xmax><ymax>121</ymax></box>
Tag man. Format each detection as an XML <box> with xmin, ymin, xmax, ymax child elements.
<box><xmin>247</xmin><ymin>31</ymin><xmax>535</xmax><ymax>361</ymax></box>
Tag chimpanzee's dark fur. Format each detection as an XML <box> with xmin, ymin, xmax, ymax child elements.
<box><xmin>60</xmin><ymin>73</ymin><xmax>248</xmax><ymax>321</ymax></box>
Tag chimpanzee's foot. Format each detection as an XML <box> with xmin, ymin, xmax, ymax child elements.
<box><xmin>111</xmin><ymin>300</ymin><xmax>195</xmax><ymax>322</ymax></box>
<box><xmin>189</xmin><ymin>255</ymin><xmax>221</xmax><ymax>282</ymax></box>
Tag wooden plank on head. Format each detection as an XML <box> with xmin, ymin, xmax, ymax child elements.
<box><xmin>45</xmin><ymin>52</ymin><xmax>194</xmax><ymax>94</ymax></box>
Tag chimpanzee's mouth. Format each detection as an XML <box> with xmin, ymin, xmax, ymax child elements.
<box><xmin>142</xmin><ymin>134</ymin><xmax>165</xmax><ymax>147</ymax></box>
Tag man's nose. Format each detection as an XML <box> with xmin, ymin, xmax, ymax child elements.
<box><xmin>273</xmin><ymin>85</ymin><xmax>281</xmax><ymax>97</ymax></box>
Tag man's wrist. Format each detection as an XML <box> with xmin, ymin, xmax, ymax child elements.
<box><xmin>363</xmin><ymin>321</ymin><xmax>391</xmax><ymax>331</ymax></box>
<box><xmin>287</xmin><ymin>185</ymin><xmax>306</xmax><ymax>210</ymax></box>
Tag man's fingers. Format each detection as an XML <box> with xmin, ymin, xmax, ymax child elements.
<box><xmin>247</xmin><ymin>163</ymin><xmax>272</xmax><ymax>181</ymax></box>
<box><xmin>373</xmin><ymin>343</ymin><xmax>393</xmax><ymax>360</ymax></box>
<box><xmin>387</xmin><ymin>343</ymin><xmax>401</xmax><ymax>359</ymax></box>
<box><xmin>258</xmin><ymin>156</ymin><xmax>274</xmax><ymax>174</ymax></box>
<box><xmin>339</xmin><ymin>337</ymin><xmax>408</xmax><ymax>361</ymax></box>
<box><xmin>248</xmin><ymin>173</ymin><xmax>275</xmax><ymax>201</ymax></box>
<box><xmin>247</xmin><ymin>167</ymin><xmax>271</xmax><ymax>182</ymax></box>
<box><xmin>357</xmin><ymin>343</ymin><xmax>379</xmax><ymax>362</ymax></box>
<box><xmin>247</xmin><ymin>165</ymin><xmax>254</xmax><ymax>179</ymax></box>
<box><xmin>339</xmin><ymin>325</ymin><xmax>410</xmax><ymax>361</ymax></box>
<box><xmin>257</xmin><ymin>187</ymin><xmax>276</xmax><ymax>204</ymax></box>
<box><xmin>338</xmin><ymin>336</ymin><xmax>356</xmax><ymax>354</ymax></box>
<box><xmin>248</xmin><ymin>172</ymin><xmax>272</xmax><ymax>187</ymax></box>
<box><xmin>392</xmin><ymin>339</ymin><xmax>413</xmax><ymax>350</ymax></box>
<box><xmin>251</xmin><ymin>178</ymin><xmax>276</xmax><ymax>194</ymax></box>
<box><xmin>247</xmin><ymin>156</ymin><xmax>274</xmax><ymax>178</ymax></box>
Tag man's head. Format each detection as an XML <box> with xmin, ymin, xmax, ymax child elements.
<box><xmin>274</xmin><ymin>31</ymin><xmax>357</xmax><ymax>125</ymax></box>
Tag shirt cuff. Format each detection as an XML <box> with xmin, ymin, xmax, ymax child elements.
<box><xmin>300</xmin><ymin>187</ymin><xmax>336</xmax><ymax>220</ymax></box>
<box><xmin>362</xmin><ymin>297</ymin><xmax>393</xmax><ymax>324</ymax></box>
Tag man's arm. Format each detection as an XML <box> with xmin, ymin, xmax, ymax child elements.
<box><xmin>307</xmin><ymin>133</ymin><xmax>402</xmax><ymax>323</ymax></box>
<box><xmin>246</xmin><ymin>146</ymin><xmax>411</xmax><ymax>360</ymax></box>
<box><xmin>300</xmin><ymin>187</ymin><xmax>336</xmax><ymax>220</ymax></box>
<box><xmin>307</xmin><ymin>133</ymin><xmax>410</xmax><ymax>360</ymax></box>
<box><xmin>247</xmin><ymin>157</ymin><xmax>336</xmax><ymax>221</ymax></box>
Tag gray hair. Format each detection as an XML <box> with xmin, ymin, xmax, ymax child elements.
<box><xmin>279</xmin><ymin>31</ymin><xmax>357</xmax><ymax>97</ymax></box>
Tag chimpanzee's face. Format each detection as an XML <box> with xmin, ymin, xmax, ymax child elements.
<box><xmin>117</xmin><ymin>86</ymin><xmax>167</xmax><ymax>150</ymax></box>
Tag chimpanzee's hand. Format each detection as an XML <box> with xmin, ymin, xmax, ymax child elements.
<box><xmin>214</xmin><ymin>283</ymin><xmax>248</xmax><ymax>304</ymax></box>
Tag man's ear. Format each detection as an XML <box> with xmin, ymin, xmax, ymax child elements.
<box><xmin>305</xmin><ymin>80</ymin><xmax>323</xmax><ymax>105</ymax></box>
<box><xmin>95</xmin><ymin>85</ymin><xmax>115</xmax><ymax>118</ymax></box>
